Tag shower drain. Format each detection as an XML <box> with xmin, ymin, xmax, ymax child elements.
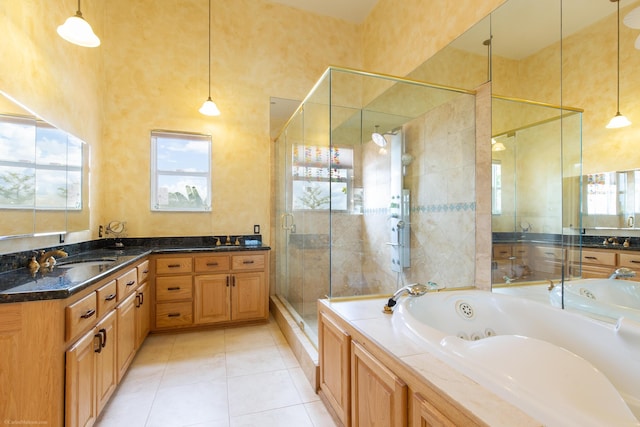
<box><xmin>455</xmin><ymin>300</ymin><xmax>475</xmax><ymax>319</ymax></box>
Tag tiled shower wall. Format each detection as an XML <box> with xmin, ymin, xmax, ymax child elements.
<box><xmin>329</xmin><ymin>91</ymin><xmax>478</xmax><ymax>298</ymax></box>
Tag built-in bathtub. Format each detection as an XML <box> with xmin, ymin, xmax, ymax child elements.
<box><xmin>393</xmin><ymin>290</ymin><xmax>640</xmax><ymax>426</ymax></box>
<box><xmin>550</xmin><ymin>278</ymin><xmax>640</xmax><ymax>322</ymax></box>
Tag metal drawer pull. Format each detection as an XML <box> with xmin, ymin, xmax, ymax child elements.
<box><xmin>167</xmin><ymin>286</ymin><xmax>181</xmax><ymax>291</ymax></box>
<box><xmin>167</xmin><ymin>313</ymin><xmax>180</xmax><ymax>317</ymax></box>
<box><xmin>81</xmin><ymin>309</ymin><xmax>96</xmax><ymax>319</ymax></box>
<box><xmin>126</xmin><ymin>280</ymin><xmax>136</xmax><ymax>286</ymax></box>
<box><xmin>105</xmin><ymin>294</ymin><xmax>116</xmax><ymax>301</ymax></box>
<box><xmin>207</xmin><ymin>262</ymin><xmax>219</xmax><ymax>266</ymax></box>
<box><xmin>243</xmin><ymin>260</ymin><xmax>255</xmax><ymax>264</ymax></box>
<box><xmin>143</xmin><ymin>269</ymin><xmax>149</xmax><ymax>274</ymax></box>
<box><xmin>94</xmin><ymin>333</ymin><xmax>103</xmax><ymax>353</ymax></box>
<box><xmin>631</xmin><ymin>260</ymin><xmax>640</xmax><ymax>264</ymax></box>
<box><xmin>168</xmin><ymin>264</ymin><xmax>182</xmax><ymax>268</ymax></box>
<box><xmin>99</xmin><ymin>328</ymin><xmax>107</xmax><ymax>348</ymax></box>
<box><xmin>585</xmin><ymin>256</ymin><xmax>598</xmax><ymax>260</ymax></box>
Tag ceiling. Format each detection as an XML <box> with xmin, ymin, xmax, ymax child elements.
<box><xmin>265</xmin><ymin>0</ymin><xmax>379</xmax><ymax>23</ymax></box>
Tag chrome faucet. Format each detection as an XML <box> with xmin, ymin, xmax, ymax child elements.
<box><xmin>383</xmin><ymin>282</ymin><xmax>440</xmax><ymax>313</ymax></box>
<box><xmin>609</xmin><ymin>267</ymin><xmax>636</xmax><ymax>279</ymax></box>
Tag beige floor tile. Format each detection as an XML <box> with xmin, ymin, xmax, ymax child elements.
<box><xmin>160</xmin><ymin>352</ymin><xmax>227</xmax><ymax>388</ymax></box>
<box><xmin>230</xmin><ymin>405</ymin><xmax>314</xmax><ymax>427</ymax></box>
<box><xmin>288</xmin><ymin>367</ymin><xmax>320</xmax><ymax>403</ymax></box>
<box><xmin>225</xmin><ymin>345</ymin><xmax>285</xmax><ymax>377</ymax></box>
<box><xmin>95</xmin><ymin>389</ymin><xmax>156</xmax><ymax>426</ymax></box>
<box><xmin>304</xmin><ymin>401</ymin><xmax>338</xmax><ymax>427</ymax></box>
<box><xmin>116</xmin><ymin>362</ymin><xmax>165</xmax><ymax>396</ymax></box>
<box><xmin>224</xmin><ymin>326</ymin><xmax>276</xmax><ymax>352</ymax></box>
<box><xmin>227</xmin><ymin>369</ymin><xmax>302</xmax><ymax>417</ymax></box>
<box><xmin>96</xmin><ymin>318</ymin><xmax>336</xmax><ymax>427</ymax></box>
<box><xmin>146</xmin><ymin>379</ymin><xmax>229</xmax><ymax>427</ymax></box>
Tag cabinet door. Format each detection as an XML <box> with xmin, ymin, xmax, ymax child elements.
<box><xmin>351</xmin><ymin>341</ymin><xmax>407</xmax><ymax>427</ymax></box>
<box><xmin>194</xmin><ymin>274</ymin><xmax>230</xmax><ymax>324</ymax></box>
<box><xmin>65</xmin><ymin>327</ymin><xmax>99</xmax><ymax>427</ymax></box>
<box><xmin>135</xmin><ymin>281</ymin><xmax>150</xmax><ymax>348</ymax></box>
<box><xmin>116</xmin><ymin>292</ymin><xmax>137</xmax><ymax>382</ymax></box>
<box><xmin>412</xmin><ymin>393</ymin><xmax>457</xmax><ymax>427</ymax></box>
<box><xmin>319</xmin><ymin>313</ymin><xmax>351</xmax><ymax>427</ymax></box>
<box><xmin>95</xmin><ymin>310</ymin><xmax>117</xmax><ymax>415</ymax></box>
<box><xmin>231</xmin><ymin>272</ymin><xmax>266</xmax><ymax>321</ymax></box>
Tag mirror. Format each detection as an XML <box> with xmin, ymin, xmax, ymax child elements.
<box><xmin>0</xmin><ymin>91</ymin><xmax>90</xmax><ymax>239</ymax></box>
<box><xmin>582</xmin><ymin>169</ymin><xmax>640</xmax><ymax>229</ymax></box>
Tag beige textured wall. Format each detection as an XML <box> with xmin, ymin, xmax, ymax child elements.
<box><xmin>0</xmin><ymin>0</ymin><xmax>104</xmax><ymax>253</ymax></box>
<box><xmin>0</xmin><ymin>0</ymin><xmax>509</xmax><ymax>255</ymax></box>
<box><xmin>100</xmin><ymin>0</ymin><xmax>362</xmax><ymax>243</ymax></box>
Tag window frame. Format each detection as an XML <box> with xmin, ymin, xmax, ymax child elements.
<box><xmin>150</xmin><ymin>130</ymin><xmax>212</xmax><ymax>212</ymax></box>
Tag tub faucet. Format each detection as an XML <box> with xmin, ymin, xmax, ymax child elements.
<box><xmin>609</xmin><ymin>267</ymin><xmax>636</xmax><ymax>279</ymax></box>
<box><xmin>383</xmin><ymin>282</ymin><xmax>439</xmax><ymax>313</ymax></box>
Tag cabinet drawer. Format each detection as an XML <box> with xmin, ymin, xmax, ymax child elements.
<box><xmin>232</xmin><ymin>253</ymin><xmax>265</xmax><ymax>271</ymax></box>
<box><xmin>156</xmin><ymin>257</ymin><xmax>192</xmax><ymax>274</ymax></box>
<box><xmin>156</xmin><ymin>275</ymin><xmax>193</xmax><ymax>301</ymax></box>
<box><xmin>156</xmin><ymin>302</ymin><xmax>193</xmax><ymax>328</ymax></box>
<box><xmin>137</xmin><ymin>259</ymin><xmax>150</xmax><ymax>284</ymax></box>
<box><xmin>512</xmin><ymin>245</ymin><xmax>529</xmax><ymax>259</ymax></box>
<box><xmin>66</xmin><ymin>292</ymin><xmax>98</xmax><ymax>341</ymax></box>
<box><xmin>492</xmin><ymin>244</ymin><xmax>512</xmax><ymax>260</ymax></box>
<box><xmin>116</xmin><ymin>268</ymin><xmax>138</xmax><ymax>301</ymax></box>
<box><xmin>194</xmin><ymin>255</ymin><xmax>230</xmax><ymax>273</ymax></box>
<box><xmin>618</xmin><ymin>252</ymin><xmax>640</xmax><ymax>268</ymax></box>
<box><xmin>580</xmin><ymin>249</ymin><xmax>616</xmax><ymax>266</ymax></box>
<box><xmin>534</xmin><ymin>246</ymin><xmax>564</xmax><ymax>261</ymax></box>
<box><xmin>96</xmin><ymin>279</ymin><xmax>117</xmax><ymax>317</ymax></box>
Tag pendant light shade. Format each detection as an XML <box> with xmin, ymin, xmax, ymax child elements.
<box><xmin>57</xmin><ymin>0</ymin><xmax>100</xmax><ymax>48</ymax></box>
<box><xmin>199</xmin><ymin>96</ymin><xmax>221</xmax><ymax>116</ymax></box>
<box><xmin>200</xmin><ymin>0</ymin><xmax>220</xmax><ymax>116</ymax></box>
<box><xmin>607</xmin><ymin>0</ymin><xmax>631</xmax><ymax>129</ymax></box>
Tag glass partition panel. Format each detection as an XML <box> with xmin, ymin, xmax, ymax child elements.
<box><xmin>274</xmin><ymin>67</ymin><xmax>477</xmax><ymax>346</ymax></box>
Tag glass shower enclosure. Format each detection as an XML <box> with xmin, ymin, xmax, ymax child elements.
<box><xmin>274</xmin><ymin>67</ymin><xmax>478</xmax><ymax>346</ymax></box>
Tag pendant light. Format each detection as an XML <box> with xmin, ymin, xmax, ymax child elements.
<box><xmin>199</xmin><ymin>0</ymin><xmax>221</xmax><ymax>116</ymax></box>
<box><xmin>57</xmin><ymin>0</ymin><xmax>100</xmax><ymax>48</ymax></box>
<box><xmin>606</xmin><ymin>0</ymin><xmax>631</xmax><ymax>129</ymax></box>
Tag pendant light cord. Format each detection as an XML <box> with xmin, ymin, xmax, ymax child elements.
<box><xmin>616</xmin><ymin>0</ymin><xmax>621</xmax><ymax>113</ymax></box>
<box><xmin>207</xmin><ymin>0</ymin><xmax>211</xmax><ymax>99</ymax></box>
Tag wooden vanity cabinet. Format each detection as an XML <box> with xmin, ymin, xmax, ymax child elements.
<box><xmin>319</xmin><ymin>312</ymin><xmax>352</xmax><ymax>426</ymax></box>
<box><xmin>152</xmin><ymin>251</ymin><xmax>269</xmax><ymax>330</ymax></box>
<box><xmin>65</xmin><ymin>260</ymin><xmax>149</xmax><ymax>427</ymax></box>
<box><xmin>153</xmin><ymin>255</ymin><xmax>194</xmax><ymax>330</ymax></box>
<box><xmin>66</xmin><ymin>310</ymin><xmax>118</xmax><ymax>427</ymax></box>
<box><xmin>351</xmin><ymin>341</ymin><xmax>407</xmax><ymax>427</ymax></box>
<box><xmin>568</xmin><ymin>248</ymin><xmax>617</xmax><ymax>278</ymax></box>
<box><xmin>318</xmin><ymin>302</ymin><xmax>487</xmax><ymax>427</ymax></box>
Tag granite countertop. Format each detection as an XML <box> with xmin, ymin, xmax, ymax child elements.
<box><xmin>0</xmin><ymin>242</ymin><xmax>270</xmax><ymax>304</ymax></box>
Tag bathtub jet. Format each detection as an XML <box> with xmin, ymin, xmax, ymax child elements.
<box><xmin>384</xmin><ymin>282</ymin><xmax>442</xmax><ymax>313</ymax></box>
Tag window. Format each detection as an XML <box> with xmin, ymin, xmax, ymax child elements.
<box><xmin>586</xmin><ymin>172</ymin><xmax>618</xmax><ymax>215</ymax></box>
<box><xmin>151</xmin><ymin>130</ymin><xmax>211</xmax><ymax>211</ymax></box>
<box><xmin>492</xmin><ymin>161</ymin><xmax>502</xmax><ymax>215</ymax></box>
<box><xmin>291</xmin><ymin>144</ymin><xmax>353</xmax><ymax>211</ymax></box>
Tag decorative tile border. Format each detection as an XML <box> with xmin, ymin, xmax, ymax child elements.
<box><xmin>363</xmin><ymin>202</ymin><xmax>476</xmax><ymax>215</ymax></box>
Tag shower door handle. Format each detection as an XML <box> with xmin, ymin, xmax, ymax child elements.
<box><xmin>281</xmin><ymin>213</ymin><xmax>296</xmax><ymax>232</ymax></box>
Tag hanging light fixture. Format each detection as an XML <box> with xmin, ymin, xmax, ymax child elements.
<box><xmin>606</xmin><ymin>0</ymin><xmax>631</xmax><ymax>129</ymax></box>
<box><xmin>199</xmin><ymin>0</ymin><xmax>221</xmax><ymax>116</ymax></box>
<box><xmin>57</xmin><ymin>0</ymin><xmax>100</xmax><ymax>48</ymax></box>
<box><xmin>491</xmin><ymin>138</ymin><xmax>505</xmax><ymax>152</ymax></box>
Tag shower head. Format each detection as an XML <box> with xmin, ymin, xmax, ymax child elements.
<box><xmin>372</xmin><ymin>125</ymin><xmax>399</xmax><ymax>147</ymax></box>
<box><xmin>371</xmin><ymin>132</ymin><xmax>388</xmax><ymax>147</ymax></box>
